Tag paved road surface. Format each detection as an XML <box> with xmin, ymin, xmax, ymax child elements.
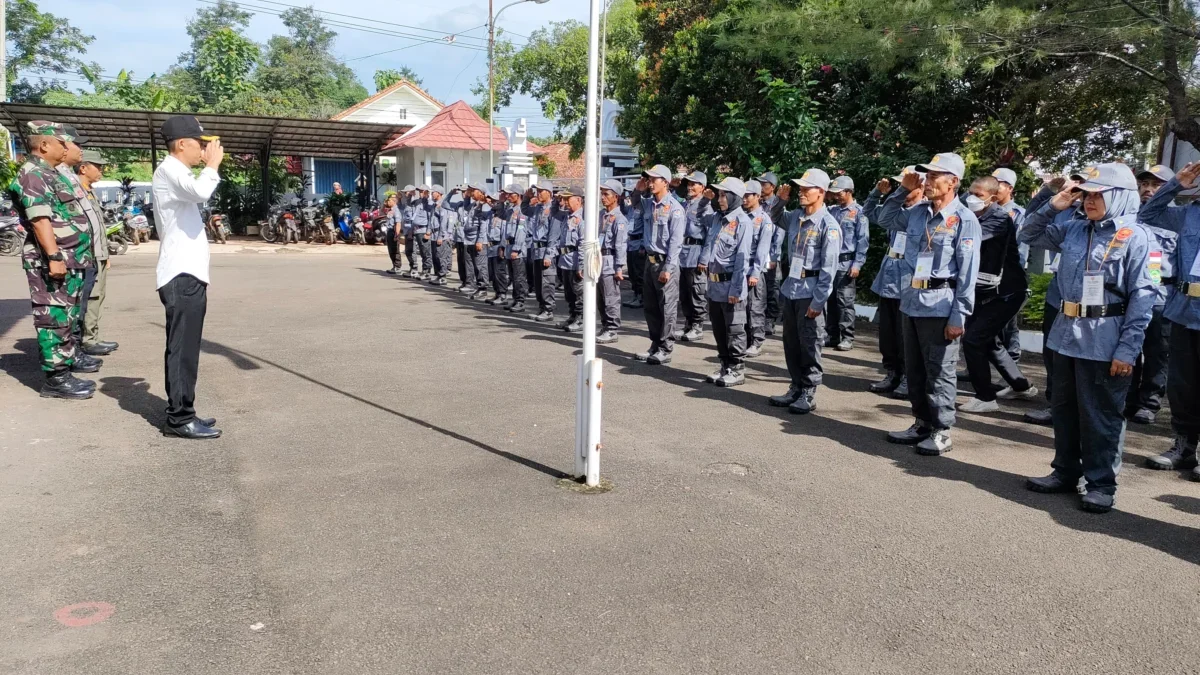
<box><xmin>2</xmin><ymin>242</ymin><xmax>1198</xmax><ymax>674</ymax></box>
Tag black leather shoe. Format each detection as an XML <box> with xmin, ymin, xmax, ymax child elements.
<box><xmin>1023</xmin><ymin>407</ymin><xmax>1053</xmax><ymax>426</ymax></box>
<box><xmin>869</xmin><ymin>372</ymin><xmax>901</xmax><ymax>393</ymax></box>
<box><xmin>39</xmin><ymin>371</ymin><xmax>93</xmax><ymax>400</ymax></box>
<box><xmin>197</xmin><ymin>417</ymin><xmax>217</xmax><ymax>427</ymax></box>
<box><xmin>162</xmin><ymin>420</ymin><xmax>222</xmax><ymax>439</ymax></box>
<box><xmin>81</xmin><ymin>342</ymin><xmax>116</xmax><ymax>356</ymax></box>
<box><xmin>1026</xmin><ymin>472</ymin><xmax>1086</xmax><ymax>494</ymax></box>
<box><xmin>94</xmin><ymin>341</ymin><xmax>119</xmax><ymax>351</ymax></box>
<box><xmin>71</xmin><ymin>353</ymin><xmax>102</xmax><ymax>373</ymax></box>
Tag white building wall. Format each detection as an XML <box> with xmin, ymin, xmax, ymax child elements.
<box><xmin>338</xmin><ymin>86</ymin><xmax>442</xmax><ymax>131</ymax></box>
<box><xmin>393</xmin><ymin>148</ymin><xmax>493</xmax><ymax>190</ymax></box>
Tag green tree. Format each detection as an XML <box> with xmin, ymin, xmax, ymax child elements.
<box><xmin>196</xmin><ymin>27</ymin><xmax>259</xmax><ymax>103</ymax></box>
<box><xmin>374</xmin><ymin>66</ymin><xmax>423</xmax><ymax>91</ymax></box>
<box><xmin>255</xmin><ymin>6</ymin><xmax>368</xmax><ymax>118</ymax></box>
<box><xmin>5</xmin><ymin>0</ymin><xmax>94</xmax><ymax>101</ymax></box>
<box><xmin>477</xmin><ymin>0</ymin><xmax>642</xmax><ymax>152</ymax></box>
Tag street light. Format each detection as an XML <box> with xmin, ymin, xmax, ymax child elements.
<box><xmin>488</xmin><ymin>0</ymin><xmax>549</xmax><ymax>187</ymax></box>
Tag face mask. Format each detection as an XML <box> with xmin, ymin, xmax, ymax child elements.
<box><xmin>964</xmin><ymin>194</ymin><xmax>988</xmax><ymax>213</ymax></box>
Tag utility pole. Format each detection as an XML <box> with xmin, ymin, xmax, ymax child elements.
<box><xmin>488</xmin><ymin>0</ymin><xmax>494</xmax><ymax>190</ymax></box>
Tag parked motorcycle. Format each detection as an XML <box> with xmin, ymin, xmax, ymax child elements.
<box><xmin>300</xmin><ymin>199</ymin><xmax>322</xmax><ymax>242</ymax></box>
<box><xmin>204</xmin><ymin>207</ymin><xmax>230</xmax><ymax>244</ymax></box>
<box><xmin>105</xmin><ymin>220</ymin><xmax>128</xmax><ymax>256</ymax></box>
<box><xmin>360</xmin><ymin>200</ymin><xmax>388</xmax><ymax>245</ymax></box>
<box><xmin>334</xmin><ymin>206</ymin><xmax>356</xmax><ymax>243</ymax></box>
<box><xmin>118</xmin><ymin>177</ymin><xmax>153</xmax><ymax>245</ymax></box>
<box><xmin>0</xmin><ymin>217</ymin><xmax>24</xmax><ymax>257</ymax></box>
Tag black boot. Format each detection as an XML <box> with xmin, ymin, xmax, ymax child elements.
<box><xmin>869</xmin><ymin>371</ymin><xmax>901</xmax><ymax>393</ymax></box>
<box><xmin>40</xmin><ymin>370</ymin><xmax>94</xmax><ymax>400</ymax></box>
<box><xmin>71</xmin><ymin>353</ymin><xmax>102</xmax><ymax>373</ymax></box>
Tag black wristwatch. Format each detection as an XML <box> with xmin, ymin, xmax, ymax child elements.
<box><xmin>47</xmin><ymin>251</ymin><xmax>65</xmax><ymax>262</ymax></box>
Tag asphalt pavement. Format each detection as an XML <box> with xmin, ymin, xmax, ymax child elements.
<box><xmin>2</xmin><ymin>240</ymin><xmax>1199</xmax><ymax>674</ymax></box>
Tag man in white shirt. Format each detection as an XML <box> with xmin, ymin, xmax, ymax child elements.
<box><xmin>153</xmin><ymin>115</ymin><xmax>225</xmax><ymax>439</ymax></box>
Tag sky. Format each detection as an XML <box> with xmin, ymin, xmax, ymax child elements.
<box><xmin>34</xmin><ymin>0</ymin><xmax>590</xmax><ymax>140</ymax></box>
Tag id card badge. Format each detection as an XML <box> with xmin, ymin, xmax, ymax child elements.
<box><xmin>1048</xmin><ymin>253</ymin><xmax>1061</xmax><ymax>273</ymax></box>
<box><xmin>889</xmin><ymin>232</ymin><xmax>907</xmax><ymax>256</ymax></box>
<box><xmin>913</xmin><ymin>253</ymin><xmax>934</xmax><ymax>281</ymax></box>
<box><xmin>1081</xmin><ymin>271</ymin><xmax>1105</xmax><ymax>306</ymax></box>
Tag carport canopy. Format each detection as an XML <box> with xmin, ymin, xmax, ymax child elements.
<box><xmin>0</xmin><ymin>102</ymin><xmax>411</xmax><ymax>214</ymax></box>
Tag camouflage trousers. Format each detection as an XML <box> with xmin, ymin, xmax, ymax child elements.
<box><xmin>26</xmin><ymin>267</ymin><xmax>84</xmax><ymax>372</ymax></box>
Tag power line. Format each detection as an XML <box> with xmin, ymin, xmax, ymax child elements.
<box><xmin>248</xmin><ymin>0</ymin><xmax>493</xmax><ymax>47</ymax></box>
<box><xmin>345</xmin><ymin>23</ymin><xmax>489</xmax><ymax>62</ymax></box>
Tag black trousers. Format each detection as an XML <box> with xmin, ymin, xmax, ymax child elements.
<box><xmin>508</xmin><ymin>256</ymin><xmax>528</xmax><ymax>301</ymax></box>
<box><xmin>455</xmin><ymin>243</ymin><xmax>468</xmax><ymax>285</ymax></box>
<box><xmin>1167</xmin><ymin>322</ymin><xmax>1200</xmax><ymax>440</ymax></box>
<box><xmin>643</xmin><ymin>260</ymin><xmax>680</xmax><ymax>354</ymax></box>
<box><xmin>470</xmin><ymin>245</ymin><xmax>489</xmax><ymax>290</ymax></box>
<box><xmin>877</xmin><ymin>297</ymin><xmax>904</xmax><ymax>375</ymax></box>
<box><xmin>385</xmin><ymin>228</ymin><xmax>399</xmax><ymax>269</ymax></box>
<box><xmin>403</xmin><ymin>233</ymin><xmax>415</xmax><ymax>270</ymax></box>
<box><xmin>1041</xmin><ymin>302</ymin><xmax>1058</xmax><ymax>404</ymax></box>
<box><xmin>680</xmin><ymin>267</ymin><xmax>708</xmax><ymax>329</ymax></box>
<box><xmin>75</xmin><ymin>264</ymin><xmax>97</xmax><ymax>340</ymax></box>
<box><xmin>963</xmin><ymin>292</ymin><xmax>1031</xmax><ymax>402</ymax></box>
<box><xmin>710</xmin><ymin>299</ymin><xmax>748</xmax><ymax>368</ymax></box>
<box><xmin>1051</xmin><ymin>353</ymin><xmax>1129</xmax><ymax>495</ymax></box>
<box><xmin>159</xmin><ymin>274</ymin><xmax>207</xmax><ymax>429</ymax></box>
<box><xmin>828</xmin><ymin>269</ymin><xmax>856</xmax><ymax>344</ymax></box>
<box><xmin>416</xmin><ymin>235</ymin><xmax>433</xmax><ymax>273</ymax></box>
<box><xmin>1001</xmin><ymin>311</ymin><xmax>1022</xmax><ymax>363</ymax></box>
<box><xmin>489</xmin><ymin>255</ymin><xmax>510</xmax><ymax>295</ymax></box>
<box><xmin>628</xmin><ymin>248</ymin><xmax>646</xmax><ymax>298</ymax></box>
<box><xmin>1129</xmin><ymin>305</ymin><xmax>1170</xmax><ymax>412</ymax></box>
<box><xmin>764</xmin><ymin>265</ymin><xmax>781</xmax><ymax>327</ymax></box>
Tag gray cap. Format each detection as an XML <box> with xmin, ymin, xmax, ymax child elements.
<box><xmin>743</xmin><ymin>179</ymin><xmax>762</xmax><ymax>195</ymax></box>
<box><xmin>601</xmin><ymin>178</ymin><xmax>624</xmax><ymax>195</ymax></box>
<box><xmin>828</xmin><ymin>176</ymin><xmax>855</xmax><ymax>193</ymax></box>
<box><xmin>485</xmin><ymin>190</ymin><xmax>499</xmax><ymax>201</ymax></box>
<box><xmin>402</xmin><ymin>184</ymin><xmax>416</xmax><ymax>192</ymax></box>
<box><xmin>502</xmin><ymin>183</ymin><xmax>523</xmax><ymax>194</ymax></box>
<box><xmin>534</xmin><ymin>180</ymin><xmax>555</xmax><ymax>193</ymax></box>
<box><xmin>916</xmin><ymin>152</ymin><xmax>966</xmax><ymax>179</ymax></box>
<box><xmin>418</xmin><ymin>183</ymin><xmax>431</xmax><ymax>192</ymax></box>
<box><xmin>1136</xmin><ymin>164</ymin><xmax>1175</xmax><ymax>183</ymax></box>
<box><xmin>991</xmin><ymin>168</ymin><xmax>1018</xmax><ymax>186</ymax></box>
<box><xmin>892</xmin><ymin>166</ymin><xmax>917</xmax><ymax>182</ymax></box>
<box><xmin>454</xmin><ymin>184</ymin><xmax>468</xmax><ymax>192</ymax></box>
<box><xmin>792</xmin><ymin>168</ymin><xmax>831</xmax><ymax>191</ymax></box>
<box><xmin>1070</xmin><ymin>163</ymin><xmax>1138</xmax><ymax>192</ymax></box>
<box><xmin>642</xmin><ymin>164</ymin><xmax>673</xmax><ymax>181</ymax></box>
<box><xmin>711</xmin><ymin>176</ymin><xmax>746</xmax><ymax>197</ymax></box>
<box><xmin>430</xmin><ymin>184</ymin><xmax>444</xmax><ymax>194</ymax></box>
<box><xmin>683</xmin><ymin>170</ymin><xmax>707</xmax><ymax>185</ymax></box>
<box><xmin>757</xmin><ymin>171</ymin><xmax>779</xmax><ymax>186</ymax></box>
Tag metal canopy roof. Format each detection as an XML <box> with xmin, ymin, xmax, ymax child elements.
<box><xmin>0</xmin><ymin>103</ymin><xmax>411</xmax><ymax>159</ymax></box>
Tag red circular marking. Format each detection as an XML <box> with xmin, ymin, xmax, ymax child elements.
<box><xmin>54</xmin><ymin>602</ymin><xmax>115</xmax><ymax>627</ymax></box>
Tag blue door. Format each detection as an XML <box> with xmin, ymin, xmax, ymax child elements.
<box><xmin>314</xmin><ymin>159</ymin><xmax>359</xmax><ymax>194</ymax></box>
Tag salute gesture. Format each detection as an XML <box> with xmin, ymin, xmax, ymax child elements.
<box><xmin>1049</xmin><ymin>179</ymin><xmax>1081</xmax><ymax>211</ymax></box>
<box><xmin>1176</xmin><ymin>161</ymin><xmax>1200</xmax><ymax>188</ymax></box>
<box><xmin>900</xmin><ymin>170</ymin><xmax>922</xmax><ymax>192</ymax></box>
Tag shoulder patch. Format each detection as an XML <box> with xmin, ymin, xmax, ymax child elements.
<box><xmin>1115</xmin><ymin>226</ymin><xmax>1134</xmax><ymax>242</ymax></box>
<box><xmin>848</xmin><ymin>209</ymin><xmax>858</xmax><ymax>219</ymax></box>
<box><xmin>946</xmin><ymin>215</ymin><xmax>960</xmax><ymax>229</ymax></box>
<box><xmin>1008</xmin><ymin>210</ymin><xmax>1017</xmax><ymax>219</ymax></box>
<box><xmin>960</xmin><ymin>238</ymin><xmax>974</xmax><ymax>252</ymax></box>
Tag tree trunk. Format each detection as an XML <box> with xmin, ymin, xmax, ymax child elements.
<box><xmin>1161</xmin><ymin>0</ymin><xmax>1200</xmax><ymax>147</ymax></box>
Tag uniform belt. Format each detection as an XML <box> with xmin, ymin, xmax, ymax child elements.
<box><xmin>708</xmin><ymin>272</ymin><xmax>733</xmax><ymax>283</ymax></box>
<box><xmin>838</xmin><ymin>252</ymin><xmax>855</xmax><ymax>262</ymax></box>
<box><xmin>1060</xmin><ymin>300</ymin><xmax>1126</xmax><ymax>318</ymax></box>
<box><xmin>911</xmin><ymin>278</ymin><xmax>957</xmax><ymax>290</ymax></box>
<box><xmin>1176</xmin><ymin>280</ymin><xmax>1200</xmax><ymax>298</ymax></box>
<box><xmin>1161</xmin><ymin>276</ymin><xmax>1176</xmax><ymax>287</ymax></box>
<box><xmin>797</xmin><ymin>268</ymin><xmax>822</xmax><ymax>278</ymax></box>
<box><xmin>505</xmin><ymin>238</ymin><xmax>516</xmax><ymax>245</ymax></box>
<box><xmin>602</xmin><ymin>248</ymin><xmax>615</xmax><ymax>256</ymax></box>
<box><xmin>559</xmin><ymin>246</ymin><xmax>577</xmax><ymax>254</ymax></box>
<box><xmin>887</xmin><ymin>251</ymin><xmax>904</xmax><ymax>259</ymax></box>
<box><xmin>533</xmin><ymin>240</ymin><xmax>548</xmax><ymax>246</ymax></box>
<box><xmin>685</xmin><ymin>237</ymin><xmax>705</xmax><ymax>246</ymax></box>
<box><xmin>647</xmin><ymin>253</ymin><xmax>665</xmax><ymax>264</ymax></box>
<box><xmin>627</xmin><ymin>233</ymin><xmax>643</xmax><ymax>241</ymax></box>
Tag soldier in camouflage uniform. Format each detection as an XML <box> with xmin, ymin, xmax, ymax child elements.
<box><xmin>12</xmin><ymin>121</ymin><xmax>98</xmax><ymax>399</ymax></box>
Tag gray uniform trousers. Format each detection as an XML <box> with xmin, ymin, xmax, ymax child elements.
<box><xmin>745</xmin><ymin>275</ymin><xmax>767</xmax><ymax>347</ymax></box>
<box><xmin>508</xmin><ymin>256</ymin><xmax>528</xmax><ymax>302</ymax></box>
<box><xmin>600</xmin><ymin>275</ymin><xmax>622</xmax><ymax>330</ymax></box>
<box><xmin>828</xmin><ymin>270</ymin><xmax>856</xmax><ymax>343</ymax></box>
<box><xmin>1051</xmin><ymin>352</ymin><xmax>1130</xmax><ymax>495</ymax></box>
<box><xmin>1167</xmin><ymin>323</ymin><xmax>1200</xmax><ymax>441</ymax></box>
<box><xmin>404</xmin><ymin>232</ymin><xmax>416</xmax><ymax>270</ymax></box>
<box><xmin>781</xmin><ymin>297</ymin><xmax>824</xmax><ymax>388</ymax></box>
<box><xmin>469</xmin><ymin>245</ymin><xmax>489</xmax><ymax>291</ymax></box>
<box><xmin>680</xmin><ymin>267</ymin><xmax>708</xmax><ymax>329</ymax></box>
<box><xmin>535</xmin><ymin>260</ymin><xmax>557</xmax><ymax>314</ymax></box>
<box><xmin>903</xmin><ymin>315</ymin><xmax>960</xmax><ymax>430</ymax></box>
<box><xmin>643</xmin><ymin>259</ymin><xmax>681</xmax><ymax>354</ymax></box>
<box><xmin>710</xmin><ymin>300</ymin><xmax>747</xmax><ymax>368</ymax></box>
<box><xmin>416</xmin><ymin>235</ymin><xmax>434</xmax><ymax>273</ymax></box>
<box><xmin>432</xmin><ymin>240</ymin><xmax>451</xmax><ymax>278</ymax></box>
<box><xmin>1129</xmin><ymin>306</ymin><xmax>1170</xmax><ymax>412</ymax></box>
<box><xmin>764</xmin><ymin>267</ymin><xmax>781</xmax><ymax>327</ymax></box>
<box><xmin>877</xmin><ymin>297</ymin><xmax>905</xmax><ymax>375</ymax></box>
<box><xmin>561</xmin><ymin>268</ymin><xmax>583</xmax><ymax>318</ymax></box>
<box><xmin>489</xmin><ymin>255</ymin><xmax>510</xmax><ymax>295</ymax></box>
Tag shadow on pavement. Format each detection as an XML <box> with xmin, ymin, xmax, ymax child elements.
<box><xmin>404</xmin><ymin>273</ymin><xmax>1200</xmax><ymax>566</ymax></box>
<box><xmin>1</xmin><ymin>338</ymin><xmax>44</xmax><ymax>392</ymax></box>
<box><xmin>189</xmin><ymin>332</ymin><xmax>569</xmax><ymax>480</ymax></box>
<box><xmin>99</xmin><ymin>376</ymin><xmax>166</xmax><ymax>429</ymax></box>
<box><xmin>0</xmin><ymin>297</ymin><xmax>31</xmax><ymax>342</ymax></box>
<box><xmin>1156</xmin><ymin>494</ymin><xmax>1200</xmax><ymax>516</ymax></box>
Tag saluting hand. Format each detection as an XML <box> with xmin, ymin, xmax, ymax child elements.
<box><xmin>202</xmin><ymin>139</ymin><xmax>225</xmax><ymax>170</ymax></box>
<box><xmin>900</xmin><ymin>171</ymin><xmax>922</xmax><ymax>192</ymax></box>
<box><xmin>1049</xmin><ymin>180</ymin><xmax>1081</xmax><ymax>211</ymax></box>
<box><xmin>1110</xmin><ymin>359</ymin><xmax>1134</xmax><ymax>377</ymax></box>
<box><xmin>876</xmin><ymin>178</ymin><xmax>892</xmax><ymax>195</ymax></box>
<box><xmin>777</xmin><ymin>184</ymin><xmax>791</xmax><ymax>201</ymax></box>
<box><xmin>1177</xmin><ymin>161</ymin><xmax>1200</xmax><ymax>189</ymax></box>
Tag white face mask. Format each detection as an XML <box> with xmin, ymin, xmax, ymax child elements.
<box><xmin>964</xmin><ymin>194</ymin><xmax>988</xmax><ymax>213</ymax></box>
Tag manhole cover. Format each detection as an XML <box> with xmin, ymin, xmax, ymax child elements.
<box><xmin>703</xmin><ymin>462</ymin><xmax>750</xmax><ymax>476</ymax></box>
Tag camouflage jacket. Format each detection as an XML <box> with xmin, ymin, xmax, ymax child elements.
<box><xmin>11</xmin><ymin>156</ymin><xmax>94</xmax><ymax>271</ymax></box>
